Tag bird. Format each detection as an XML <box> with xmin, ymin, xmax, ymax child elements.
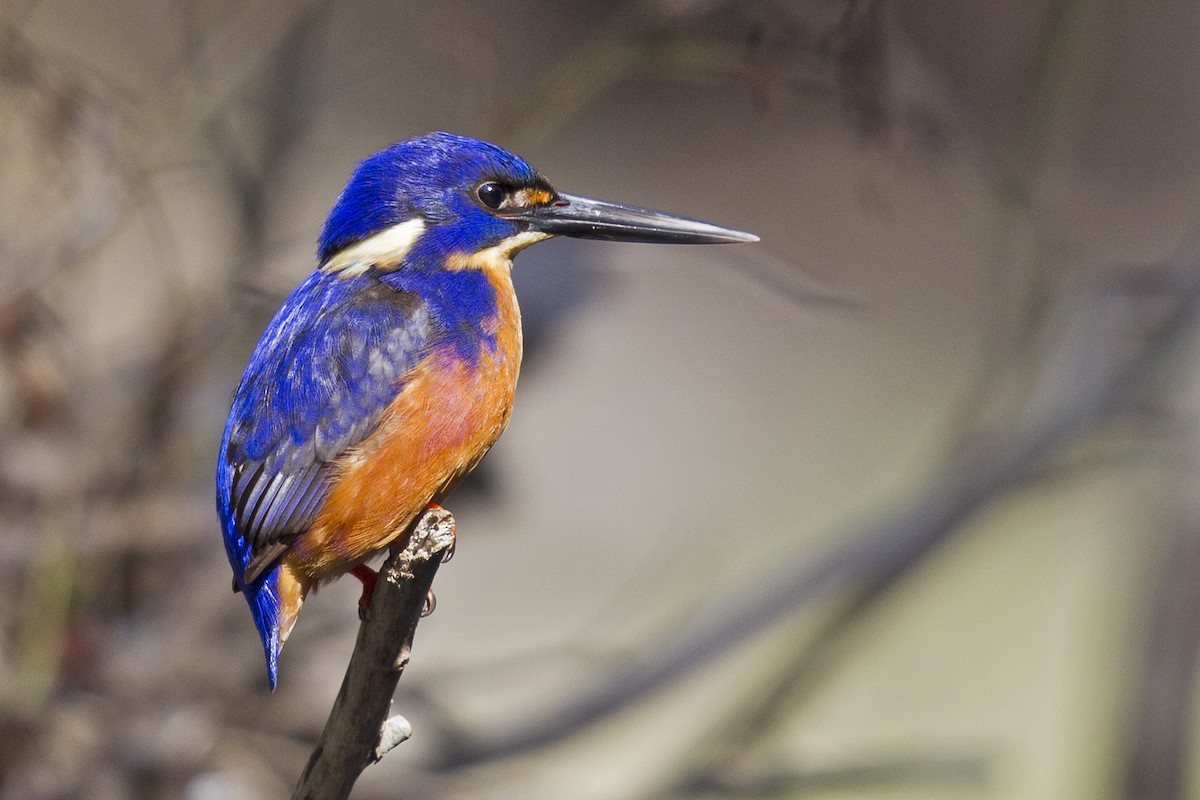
<box><xmin>216</xmin><ymin>132</ymin><xmax>757</xmax><ymax>688</ymax></box>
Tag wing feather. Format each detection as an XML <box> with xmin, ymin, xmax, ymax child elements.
<box><xmin>218</xmin><ymin>272</ymin><xmax>433</xmax><ymax>583</ymax></box>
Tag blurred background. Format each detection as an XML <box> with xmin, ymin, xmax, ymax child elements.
<box><xmin>3</xmin><ymin>0</ymin><xmax>1200</xmax><ymax>798</ymax></box>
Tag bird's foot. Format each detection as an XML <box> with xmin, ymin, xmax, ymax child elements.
<box><xmin>361</xmin><ymin>504</ymin><xmax>450</xmax><ymax>622</ymax></box>
<box><xmin>420</xmin><ymin>502</ymin><xmax>452</xmax><ymax>608</ymax></box>
<box><xmin>350</xmin><ymin>564</ymin><xmax>378</xmax><ymax>621</ymax></box>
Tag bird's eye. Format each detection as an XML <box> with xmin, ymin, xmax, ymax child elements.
<box><xmin>476</xmin><ymin>182</ymin><xmax>505</xmax><ymax>210</ymax></box>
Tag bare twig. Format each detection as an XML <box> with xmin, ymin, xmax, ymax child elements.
<box><xmin>291</xmin><ymin>506</ymin><xmax>456</xmax><ymax>800</ymax></box>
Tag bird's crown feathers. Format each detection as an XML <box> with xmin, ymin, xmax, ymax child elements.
<box><xmin>317</xmin><ymin>132</ymin><xmax>541</xmax><ymax>264</ymax></box>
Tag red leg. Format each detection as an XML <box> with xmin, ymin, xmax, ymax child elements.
<box><xmin>350</xmin><ymin>564</ymin><xmax>377</xmax><ymax>620</ymax></box>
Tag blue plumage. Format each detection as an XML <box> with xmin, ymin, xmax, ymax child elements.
<box><xmin>318</xmin><ymin>132</ymin><xmax>541</xmax><ymax>265</ymax></box>
<box><xmin>218</xmin><ymin>131</ymin><xmax>756</xmax><ymax>688</ymax></box>
<box><xmin>220</xmin><ymin>133</ymin><xmax>535</xmax><ymax>687</ymax></box>
<box><xmin>218</xmin><ymin>270</ymin><xmax>437</xmax><ymax>687</ymax></box>
<box><xmin>380</xmin><ymin>265</ymin><xmax>502</xmax><ymax>362</ymax></box>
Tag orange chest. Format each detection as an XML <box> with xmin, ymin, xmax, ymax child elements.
<box><xmin>360</xmin><ymin>272</ymin><xmax>522</xmax><ymax>477</ymax></box>
<box><xmin>303</xmin><ymin>268</ymin><xmax>523</xmax><ymax>572</ymax></box>
<box><xmin>407</xmin><ymin>308</ymin><xmax>522</xmax><ymax>461</ymax></box>
<box><xmin>426</xmin><ymin>266</ymin><xmax>522</xmax><ymax>452</ymax></box>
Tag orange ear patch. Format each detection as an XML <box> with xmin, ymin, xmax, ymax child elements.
<box><xmin>522</xmin><ymin>188</ymin><xmax>554</xmax><ymax>206</ymax></box>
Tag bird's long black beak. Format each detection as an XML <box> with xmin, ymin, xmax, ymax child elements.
<box><xmin>521</xmin><ymin>193</ymin><xmax>758</xmax><ymax>244</ymax></box>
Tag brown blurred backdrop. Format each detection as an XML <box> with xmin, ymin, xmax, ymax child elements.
<box><xmin>2</xmin><ymin>1</ymin><xmax>1200</xmax><ymax>798</ymax></box>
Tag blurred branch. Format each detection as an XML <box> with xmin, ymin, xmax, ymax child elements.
<box><xmin>944</xmin><ymin>0</ymin><xmax>1113</xmax><ymax>449</ymax></box>
<box><xmin>427</xmin><ymin>243</ymin><xmax>1200</xmax><ymax>771</ymax></box>
<box><xmin>831</xmin><ymin>0</ymin><xmax>886</xmax><ymax>135</ymax></box>
<box><xmin>123</xmin><ymin>2</ymin><xmax>328</xmax><ymax>489</ymax></box>
<box><xmin>204</xmin><ymin>0</ymin><xmax>331</xmax><ymax>280</ymax></box>
<box><xmin>658</xmin><ymin>555</ymin><xmax>992</xmax><ymax>798</ymax></box>
<box><xmin>1121</xmin><ymin>523</ymin><xmax>1200</xmax><ymax>799</ymax></box>
<box><xmin>499</xmin><ymin>0</ymin><xmax>889</xmax><ymax>146</ymax></box>
<box><xmin>656</xmin><ymin>259</ymin><xmax>1200</xmax><ymax>796</ymax></box>
<box><xmin>291</xmin><ymin>506</ymin><xmax>455</xmax><ymax>800</ymax></box>
<box><xmin>686</xmin><ymin>754</ymin><xmax>988</xmax><ymax>797</ymax></box>
<box><xmin>0</xmin><ymin>7</ymin><xmax>331</xmax><ymax>794</ymax></box>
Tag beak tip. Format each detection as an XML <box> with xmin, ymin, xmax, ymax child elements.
<box><xmin>702</xmin><ymin>226</ymin><xmax>759</xmax><ymax>244</ymax></box>
<box><xmin>531</xmin><ymin>192</ymin><xmax>761</xmax><ymax>245</ymax></box>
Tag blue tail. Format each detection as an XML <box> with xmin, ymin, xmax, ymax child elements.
<box><xmin>243</xmin><ymin>568</ymin><xmax>283</xmax><ymax>691</ymax></box>
<box><xmin>217</xmin><ymin>454</ymin><xmax>283</xmax><ymax>689</ymax></box>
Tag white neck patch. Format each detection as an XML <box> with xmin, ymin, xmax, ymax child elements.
<box><xmin>455</xmin><ymin>230</ymin><xmax>550</xmax><ymax>271</ymax></box>
<box><xmin>321</xmin><ymin>217</ymin><xmax>426</xmax><ymax>276</ymax></box>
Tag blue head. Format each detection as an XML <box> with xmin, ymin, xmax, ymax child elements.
<box><xmin>318</xmin><ymin>132</ymin><xmax>557</xmax><ymax>266</ymax></box>
<box><xmin>316</xmin><ymin>132</ymin><xmax>757</xmax><ymax>275</ymax></box>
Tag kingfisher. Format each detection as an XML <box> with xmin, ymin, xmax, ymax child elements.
<box><xmin>217</xmin><ymin>132</ymin><xmax>756</xmax><ymax>688</ymax></box>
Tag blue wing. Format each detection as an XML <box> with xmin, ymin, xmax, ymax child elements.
<box><xmin>216</xmin><ymin>270</ymin><xmax>433</xmax><ymax>684</ymax></box>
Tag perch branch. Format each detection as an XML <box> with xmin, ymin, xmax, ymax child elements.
<box><xmin>291</xmin><ymin>506</ymin><xmax>456</xmax><ymax>800</ymax></box>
